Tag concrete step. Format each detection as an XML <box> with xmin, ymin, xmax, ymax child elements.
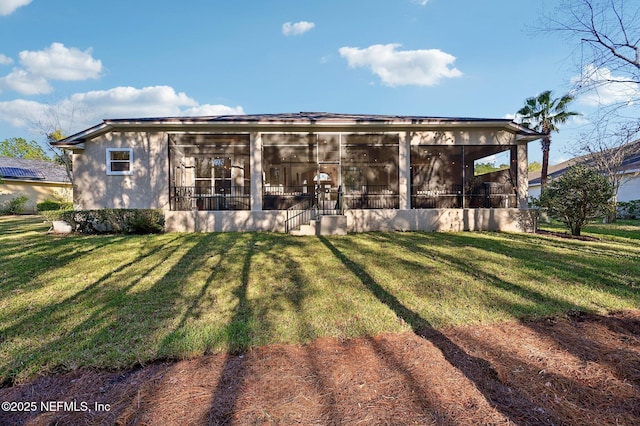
<box><xmin>289</xmin><ymin>216</ymin><xmax>347</xmax><ymax>236</ymax></box>
<box><xmin>289</xmin><ymin>220</ymin><xmax>318</xmax><ymax>236</ymax></box>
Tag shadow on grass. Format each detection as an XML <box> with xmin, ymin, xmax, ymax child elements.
<box><xmin>318</xmin><ymin>235</ymin><xmax>561</xmax><ymax>425</ymax></box>
<box><xmin>0</xmin><ymin>233</ymin><xmax>191</xmax><ymax>385</ymax></box>
<box><xmin>207</xmin><ymin>234</ymin><xmax>256</xmax><ymax>425</ymax></box>
<box><xmin>444</xmin><ymin>232</ymin><xmax>640</xmax><ymax>309</ymax></box>
<box><xmin>0</xmin><ymin>232</ymin><xmax>255</xmax><ymax>386</ymax></box>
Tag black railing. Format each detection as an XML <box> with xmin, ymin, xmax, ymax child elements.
<box><xmin>411</xmin><ymin>183</ymin><xmax>517</xmax><ymax>209</ymax></box>
<box><xmin>343</xmin><ymin>184</ymin><xmax>399</xmax><ymax>209</ymax></box>
<box><xmin>412</xmin><ymin>185</ymin><xmax>463</xmax><ymax>208</ymax></box>
<box><xmin>170</xmin><ymin>186</ymin><xmax>250</xmax><ymax>211</ymax></box>
<box><xmin>263</xmin><ymin>185</ymin><xmax>314</xmax><ymax>210</ymax></box>
<box><xmin>285</xmin><ymin>196</ymin><xmax>315</xmax><ymax>232</ymax></box>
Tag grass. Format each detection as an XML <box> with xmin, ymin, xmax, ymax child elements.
<box><xmin>1</xmin><ymin>215</ymin><xmax>639</xmax><ymax>384</ymax></box>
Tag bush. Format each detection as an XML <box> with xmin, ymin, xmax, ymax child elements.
<box><xmin>37</xmin><ymin>199</ymin><xmax>73</xmax><ymax>212</ymax></box>
<box><xmin>54</xmin><ymin>209</ymin><xmax>165</xmax><ymax>234</ymax></box>
<box><xmin>535</xmin><ymin>165</ymin><xmax>613</xmax><ymax>236</ymax></box>
<box><xmin>1</xmin><ymin>195</ymin><xmax>29</xmax><ymax>215</ymax></box>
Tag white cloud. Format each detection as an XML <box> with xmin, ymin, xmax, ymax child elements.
<box><xmin>19</xmin><ymin>42</ymin><xmax>102</xmax><ymax>81</ymax></box>
<box><xmin>68</xmin><ymin>86</ymin><xmax>198</xmax><ymax>118</ymax></box>
<box><xmin>0</xmin><ymin>0</ymin><xmax>32</xmax><ymax>16</ymax></box>
<box><xmin>0</xmin><ymin>99</ymin><xmax>46</xmax><ymax>127</ymax></box>
<box><xmin>412</xmin><ymin>0</ymin><xmax>429</xmax><ymax>5</ymax></box>
<box><xmin>0</xmin><ymin>85</ymin><xmax>245</xmax><ymax>134</ymax></box>
<box><xmin>0</xmin><ymin>42</ymin><xmax>103</xmax><ymax>95</ymax></box>
<box><xmin>573</xmin><ymin>64</ymin><xmax>640</xmax><ymax>107</ymax></box>
<box><xmin>183</xmin><ymin>104</ymin><xmax>245</xmax><ymax>116</ymax></box>
<box><xmin>282</xmin><ymin>21</ymin><xmax>315</xmax><ymax>36</ymax></box>
<box><xmin>0</xmin><ymin>54</ymin><xmax>13</xmax><ymax>66</ymax></box>
<box><xmin>339</xmin><ymin>43</ymin><xmax>462</xmax><ymax>86</ymax></box>
<box><xmin>0</xmin><ymin>68</ymin><xmax>52</xmax><ymax>95</ymax></box>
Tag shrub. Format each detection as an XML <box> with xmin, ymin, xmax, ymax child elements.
<box><xmin>37</xmin><ymin>199</ymin><xmax>73</xmax><ymax>212</ymax></box>
<box><xmin>127</xmin><ymin>209</ymin><xmax>165</xmax><ymax>234</ymax></box>
<box><xmin>535</xmin><ymin>165</ymin><xmax>613</xmax><ymax>236</ymax></box>
<box><xmin>1</xmin><ymin>195</ymin><xmax>29</xmax><ymax>215</ymax></box>
<box><xmin>56</xmin><ymin>209</ymin><xmax>165</xmax><ymax>234</ymax></box>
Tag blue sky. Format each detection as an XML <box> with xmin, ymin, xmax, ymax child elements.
<box><xmin>0</xmin><ymin>0</ymin><xmax>633</xmax><ymax>165</ymax></box>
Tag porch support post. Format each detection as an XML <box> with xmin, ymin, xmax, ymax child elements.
<box><xmin>517</xmin><ymin>141</ymin><xmax>528</xmax><ymax>208</ymax></box>
<box><xmin>250</xmin><ymin>132</ymin><xmax>263</xmax><ymax>211</ymax></box>
<box><xmin>399</xmin><ymin>131</ymin><xmax>411</xmax><ymax>209</ymax></box>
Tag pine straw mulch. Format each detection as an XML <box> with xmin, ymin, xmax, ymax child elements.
<box><xmin>1</xmin><ymin>310</ymin><xmax>639</xmax><ymax>425</ymax></box>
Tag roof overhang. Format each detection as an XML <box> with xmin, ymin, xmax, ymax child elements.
<box><xmin>52</xmin><ymin>113</ymin><xmax>544</xmax><ymax>148</ymax></box>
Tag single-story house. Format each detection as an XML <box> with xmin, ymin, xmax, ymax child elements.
<box><xmin>0</xmin><ymin>156</ymin><xmax>72</xmax><ymax>213</ymax></box>
<box><xmin>528</xmin><ymin>141</ymin><xmax>640</xmax><ymax>201</ymax></box>
<box><xmin>53</xmin><ymin>112</ymin><xmax>543</xmax><ymax>233</ymax></box>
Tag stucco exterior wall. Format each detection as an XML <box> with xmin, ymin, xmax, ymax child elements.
<box><xmin>346</xmin><ymin>208</ymin><xmax>537</xmax><ymax>233</ymax></box>
<box><xmin>0</xmin><ymin>181</ymin><xmax>72</xmax><ymax>213</ymax></box>
<box><xmin>164</xmin><ymin>208</ymin><xmax>537</xmax><ymax>233</ymax></box>
<box><xmin>73</xmin><ymin>132</ymin><xmax>169</xmax><ymax>210</ymax></box>
<box><xmin>407</xmin><ymin>128</ymin><xmax>517</xmax><ymax>146</ymax></box>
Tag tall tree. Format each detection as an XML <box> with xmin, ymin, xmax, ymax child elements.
<box><xmin>0</xmin><ymin>137</ymin><xmax>51</xmax><ymax>161</ymax></box>
<box><xmin>517</xmin><ymin>91</ymin><xmax>580</xmax><ymax>191</ymax></box>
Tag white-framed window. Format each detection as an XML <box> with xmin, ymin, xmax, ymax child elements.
<box><xmin>106</xmin><ymin>148</ymin><xmax>133</xmax><ymax>175</ymax></box>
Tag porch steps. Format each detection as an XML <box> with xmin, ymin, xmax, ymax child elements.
<box><xmin>289</xmin><ymin>215</ymin><xmax>347</xmax><ymax>236</ymax></box>
<box><xmin>289</xmin><ymin>220</ymin><xmax>319</xmax><ymax>236</ymax></box>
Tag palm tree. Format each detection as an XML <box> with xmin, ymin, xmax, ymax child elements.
<box><xmin>517</xmin><ymin>90</ymin><xmax>580</xmax><ymax>192</ymax></box>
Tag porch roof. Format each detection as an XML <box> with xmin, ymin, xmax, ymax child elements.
<box><xmin>53</xmin><ymin>112</ymin><xmax>544</xmax><ymax>149</ymax></box>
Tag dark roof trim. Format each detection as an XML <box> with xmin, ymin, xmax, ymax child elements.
<box><xmin>53</xmin><ymin>112</ymin><xmax>544</xmax><ymax>148</ymax></box>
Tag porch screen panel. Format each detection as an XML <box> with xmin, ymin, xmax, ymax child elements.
<box><xmin>262</xmin><ymin>134</ymin><xmax>317</xmax><ymax>210</ymax></box>
<box><xmin>466</xmin><ymin>145</ymin><xmax>518</xmax><ymax>208</ymax></box>
<box><xmin>342</xmin><ymin>134</ymin><xmax>399</xmax><ymax>209</ymax></box>
<box><xmin>169</xmin><ymin>134</ymin><xmax>250</xmax><ymax>211</ymax></box>
<box><xmin>411</xmin><ymin>146</ymin><xmax>464</xmax><ymax>208</ymax></box>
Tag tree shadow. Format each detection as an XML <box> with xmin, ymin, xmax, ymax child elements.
<box><xmin>318</xmin><ymin>235</ymin><xmax>561</xmax><ymax>425</ymax></box>
<box><xmin>207</xmin><ymin>234</ymin><xmax>257</xmax><ymax>425</ymax></box>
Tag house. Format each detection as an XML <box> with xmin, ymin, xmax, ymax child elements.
<box><xmin>0</xmin><ymin>156</ymin><xmax>72</xmax><ymax>213</ymax></box>
<box><xmin>528</xmin><ymin>141</ymin><xmax>640</xmax><ymax>201</ymax></box>
<box><xmin>52</xmin><ymin>112</ymin><xmax>543</xmax><ymax>233</ymax></box>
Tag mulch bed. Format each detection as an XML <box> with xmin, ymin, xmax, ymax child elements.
<box><xmin>1</xmin><ymin>310</ymin><xmax>639</xmax><ymax>425</ymax></box>
<box><xmin>535</xmin><ymin>229</ymin><xmax>601</xmax><ymax>241</ymax></box>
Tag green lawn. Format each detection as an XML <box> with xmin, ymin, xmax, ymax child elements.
<box><xmin>1</xmin><ymin>215</ymin><xmax>639</xmax><ymax>384</ymax></box>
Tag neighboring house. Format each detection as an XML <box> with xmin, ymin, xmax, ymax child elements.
<box><xmin>53</xmin><ymin>112</ymin><xmax>543</xmax><ymax>233</ymax></box>
<box><xmin>0</xmin><ymin>156</ymin><xmax>72</xmax><ymax>213</ymax></box>
<box><xmin>528</xmin><ymin>141</ymin><xmax>640</xmax><ymax>201</ymax></box>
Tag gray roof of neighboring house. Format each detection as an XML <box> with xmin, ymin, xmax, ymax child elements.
<box><xmin>53</xmin><ymin>112</ymin><xmax>544</xmax><ymax>148</ymax></box>
<box><xmin>0</xmin><ymin>157</ymin><xmax>71</xmax><ymax>184</ymax></box>
<box><xmin>529</xmin><ymin>141</ymin><xmax>640</xmax><ymax>186</ymax></box>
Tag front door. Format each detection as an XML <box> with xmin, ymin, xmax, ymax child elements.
<box><xmin>316</xmin><ymin>162</ymin><xmax>340</xmax><ymax>213</ymax></box>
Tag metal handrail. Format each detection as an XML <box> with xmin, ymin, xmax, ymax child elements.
<box><xmin>285</xmin><ymin>197</ymin><xmax>314</xmax><ymax>232</ymax></box>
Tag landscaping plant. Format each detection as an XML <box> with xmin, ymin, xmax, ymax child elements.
<box><xmin>536</xmin><ymin>165</ymin><xmax>614</xmax><ymax>235</ymax></box>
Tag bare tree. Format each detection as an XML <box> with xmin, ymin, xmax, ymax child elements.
<box><xmin>576</xmin><ymin>119</ymin><xmax>640</xmax><ymax>220</ymax></box>
<box><xmin>545</xmin><ymin>0</ymin><xmax>640</xmax><ymax>103</ymax></box>
<box><xmin>28</xmin><ymin>100</ymin><xmax>88</xmax><ymax>182</ymax></box>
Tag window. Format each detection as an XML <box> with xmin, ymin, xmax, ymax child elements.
<box><xmin>106</xmin><ymin>148</ymin><xmax>133</xmax><ymax>175</ymax></box>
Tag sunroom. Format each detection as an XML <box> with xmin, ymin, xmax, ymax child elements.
<box><xmin>167</xmin><ymin>132</ymin><xmax>519</xmax><ymax>213</ymax></box>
